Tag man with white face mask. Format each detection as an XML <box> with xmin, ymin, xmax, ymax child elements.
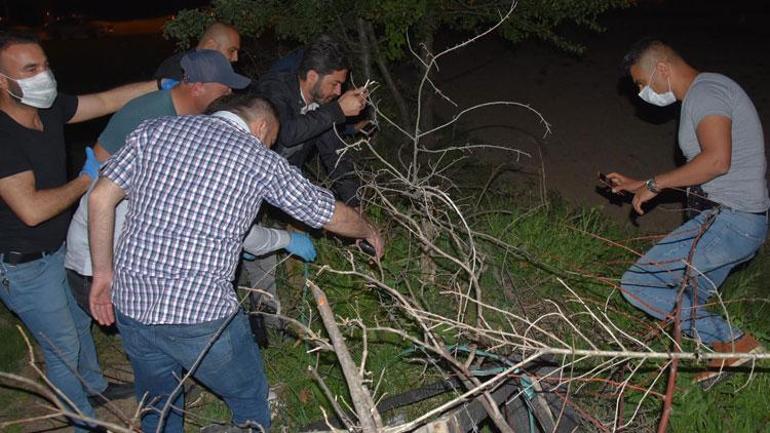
<box><xmin>606</xmin><ymin>39</ymin><xmax>769</xmax><ymax>385</ymax></box>
<box><xmin>0</xmin><ymin>32</ymin><xmax>156</xmax><ymax>431</ymax></box>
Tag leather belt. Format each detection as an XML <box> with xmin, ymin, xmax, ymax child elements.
<box><xmin>1</xmin><ymin>248</ymin><xmax>58</xmax><ymax>265</ymax></box>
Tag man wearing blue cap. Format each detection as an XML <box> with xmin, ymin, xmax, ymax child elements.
<box><xmin>68</xmin><ymin>50</ymin><xmax>314</xmax><ymax>322</ymax></box>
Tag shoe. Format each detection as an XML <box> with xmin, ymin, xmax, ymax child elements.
<box><xmin>694</xmin><ymin>333</ymin><xmax>765</xmax><ymax>386</ymax></box>
<box><xmin>88</xmin><ymin>381</ymin><xmax>135</xmax><ymax>407</ymax></box>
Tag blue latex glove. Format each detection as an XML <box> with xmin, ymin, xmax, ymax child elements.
<box><xmin>285</xmin><ymin>233</ymin><xmax>316</xmax><ymax>262</ymax></box>
<box><xmin>160</xmin><ymin>78</ymin><xmax>180</xmax><ymax>90</ymax></box>
<box><xmin>242</xmin><ymin>251</ymin><xmax>257</xmax><ymax>261</ymax></box>
<box><xmin>79</xmin><ymin>147</ymin><xmax>101</xmax><ymax>180</ymax></box>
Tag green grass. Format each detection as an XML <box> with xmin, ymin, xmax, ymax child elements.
<box><xmin>1</xmin><ymin>195</ymin><xmax>768</xmax><ymax>432</ymax></box>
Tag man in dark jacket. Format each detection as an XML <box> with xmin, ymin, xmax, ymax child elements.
<box><xmin>257</xmin><ymin>35</ymin><xmax>368</xmax><ymax>207</ymax></box>
<box><xmin>245</xmin><ymin>36</ymin><xmax>369</xmax><ymax>332</ymax></box>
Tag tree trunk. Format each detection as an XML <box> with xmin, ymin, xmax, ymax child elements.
<box><xmin>366</xmin><ymin>21</ymin><xmax>412</xmax><ymax>131</ymax></box>
<box><xmin>356</xmin><ymin>18</ymin><xmax>373</xmax><ymax>81</ymax></box>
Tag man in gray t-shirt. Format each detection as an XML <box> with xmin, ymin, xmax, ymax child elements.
<box><xmin>606</xmin><ymin>39</ymin><xmax>768</xmax><ymax>385</ymax></box>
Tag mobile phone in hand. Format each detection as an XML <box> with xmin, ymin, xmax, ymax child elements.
<box><xmin>359</xmin><ymin>240</ymin><xmax>376</xmax><ymax>256</ymax></box>
<box><xmin>597</xmin><ymin>172</ymin><xmax>611</xmax><ymax>185</ymax></box>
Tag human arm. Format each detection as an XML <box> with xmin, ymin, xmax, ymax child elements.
<box><xmin>607</xmin><ymin>115</ymin><xmax>732</xmax><ymax>215</ymax></box>
<box><xmin>243</xmin><ymin>226</ymin><xmax>317</xmax><ymax>261</ymax></box>
<box><xmin>0</xmin><ymin>146</ymin><xmax>100</xmax><ymax>226</ymax></box>
<box><xmin>69</xmin><ymin>81</ymin><xmax>157</xmax><ymax>124</ymax></box>
<box><xmin>243</xmin><ymin>225</ymin><xmax>291</xmax><ymax>256</ymax></box>
<box><xmin>0</xmin><ymin>171</ymin><xmax>89</xmax><ymax>226</ymax></box>
<box><xmin>323</xmin><ymin>201</ymin><xmax>383</xmax><ymax>258</ymax></box>
<box><xmin>261</xmin><ymin>156</ymin><xmax>383</xmax><ymax>258</ymax></box>
<box><xmin>88</xmin><ymin>177</ymin><xmax>126</xmax><ymax>326</ymax></box>
<box><xmin>93</xmin><ymin>141</ymin><xmax>112</xmax><ymax>162</ymax></box>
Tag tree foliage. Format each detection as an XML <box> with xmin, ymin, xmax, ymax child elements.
<box><xmin>164</xmin><ymin>0</ymin><xmax>632</xmax><ymax>57</ymax></box>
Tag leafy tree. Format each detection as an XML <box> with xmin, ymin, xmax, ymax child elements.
<box><xmin>164</xmin><ymin>0</ymin><xmax>631</xmax><ymax>134</ymax></box>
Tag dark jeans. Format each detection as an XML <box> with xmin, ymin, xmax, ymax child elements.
<box><xmin>116</xmin><ymin>308</ymin><xmax>270</xmax><ymax>432</ymax></box>
<box><xmin>66</xmin><ymin>268</ymin><xmax>93</xmax><ymax>316</ymax></box>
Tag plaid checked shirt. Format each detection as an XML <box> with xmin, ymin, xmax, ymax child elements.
<box><xmin>102</xmin><ymin>113</ymin><xmax>335</xmax><ymax>325</ymax></box>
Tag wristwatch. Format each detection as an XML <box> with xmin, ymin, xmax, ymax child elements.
<box><xmin>645</xmin><ymin>177</ymin><xmax>661</xmax><ymax>194</ymax></box>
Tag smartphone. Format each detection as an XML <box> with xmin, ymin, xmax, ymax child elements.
<box><xmin>359</xmin><ymin>121</ymin><xmax>379</xmax><ymax>137</ymax></box>
<box><xmin>597</xmin><ymin>172</ymin><xmax>611</xmax><ymax>185</ymax></box>
<box><xmin>359</xmin><ymin>240</ymin><xmax>376</xmax><ymax>256</ymax></box>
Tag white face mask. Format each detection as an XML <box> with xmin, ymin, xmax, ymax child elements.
<box><xmin>638</xmin><ymin>69</ymin><xmax>675</xmax><ymax>107</ymax></box>
<box><xmin>1</xmin><ymin>69</ymin><xmax>58</xmax><ymax>109</ymax></box>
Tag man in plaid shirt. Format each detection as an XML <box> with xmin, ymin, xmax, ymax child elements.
<box><xmin>88</xmin><ymin>94</ymin><xmax>383</xmax><ymax>432</ymax></box>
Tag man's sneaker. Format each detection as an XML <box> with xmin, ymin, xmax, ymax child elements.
<box><xmin>88</xmin><ymin>381</ymin><xmax>135</xmax><ymax>407</ymax></box>
<box><xmin>694</xmin><ymin>333</ymin><xmax>765</xmax><ymax>386</ymax></box>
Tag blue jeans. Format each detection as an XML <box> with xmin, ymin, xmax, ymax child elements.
<box><xmin>0</xmin><ymin>246</ymin><xmax>107</xmax><ymax>432</ymax></box>
<box><xmin>116</xmin><ymin>308</ymin><xmax>270</xmax><ymax>433</ymax></box>
<box><xmin>621</xmin><ymin>208</ymin><xmax>768</xmax><ymax>345</ymax></box>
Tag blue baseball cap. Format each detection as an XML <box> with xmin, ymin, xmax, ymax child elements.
<box><xmin>180</xmin><ymin>49</ymin><xmax>250</xmax><ymax>89</ymax></box>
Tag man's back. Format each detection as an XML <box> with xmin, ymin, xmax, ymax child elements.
<box><xmin>103</xmin><ymin>113</ymin><xmax>334</xmax><ymax>324</ymax></box>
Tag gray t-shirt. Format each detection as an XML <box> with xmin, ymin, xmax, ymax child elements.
<box><xmin>679</xmin><ymin>73</ymin><xmax>769</xmax><ymax>212</ymax></box>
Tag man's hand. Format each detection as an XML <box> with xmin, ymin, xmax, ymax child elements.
<box><xmin>606</xmin><ymin>172</ymin><xmax>657</xmax><ymax>215</ymax></box>
<box><xmin>285</xmin><ymin>232</ymin><xmax>317</xmax><ymax>262</ymax></box>
<box><xmin>338</xmin><ymin>88</ymin><xmax>368</xmax><ymax>117</ymax></box>
<box><xmin>90</xmin><ymin>275</ymin><xmax>115</xmax><ymax>326</ymax></box>
<box><xmin>364</xmin><ymin>223</ymin><xmax>384</xmax><ymax>260</ymax></box>
<box><xmin>79</xmin><ymin>147</ymin><xmax>101</xmax><ymax>180</ymax></box>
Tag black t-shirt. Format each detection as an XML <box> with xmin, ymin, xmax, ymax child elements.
<box><xmin>0</xmin><ymin>94</ymin><xmax>78</xmax><ymax>253</ymax></box>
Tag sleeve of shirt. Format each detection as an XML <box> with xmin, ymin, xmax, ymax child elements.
<box><xmin>261</xmin><ymin>155</ymin><xmax>336</xmax><ymax>229</ymax></box>
<box><xmin>0</xmin><ymin>140</ymin><xmax>31</xmax><ymax>179</ymax></box>
<box><xmin>98</xmin><ymin>98</ymin><xmax>146</xmax><ymax>155</ymax></box>
<box><xmin>242</xmin><ymin>225</ymin><xmax>291</xmax><ymax>256</ymax></box>
<box><xmin>101</xmin><ymin>123</ymin><xmax>143</xmax><ymax>194</ymax></box>
<box><xmin>58</xmin><ymin>93</ymin><xmax>79</xmax><ymax>123</ymax></box>
<box><xmin>688</xmin><ymin>80</ymin><xmax>732</xmax><ymax>127</ymax></box>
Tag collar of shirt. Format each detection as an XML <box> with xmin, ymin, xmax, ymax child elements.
<box><xmin>297</xmin><ymin>82</ymin><xmax>320</xmax><ymax>115</ymax></box>
<box><xmin>211</xmin><ymin>110</ymin><xmax>250</xmax><ymax>133</ymax></box>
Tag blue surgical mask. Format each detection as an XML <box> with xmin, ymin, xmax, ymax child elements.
<box><xmin>638</xmin><ymin>69</ymin><xmax>675</xmax><ymax>107</ymax></box>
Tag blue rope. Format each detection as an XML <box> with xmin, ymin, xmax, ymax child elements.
<box><xmin>400</xmin><ymin>344</ymin><xmax>538</xmax><ymax>433</ymax></box>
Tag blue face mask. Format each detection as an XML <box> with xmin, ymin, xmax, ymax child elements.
<box><xmin>638</xmin><ymin>69</ymin><xmax>676</xmax><ymax>107</ymax></box>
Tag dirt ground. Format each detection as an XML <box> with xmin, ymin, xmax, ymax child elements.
<box><xmin>431</xmin><ymin>2</ymin><xmax>770</xmax><ymax>233</ymax></box>
<box><xmin>2</xmin><ymin>1</ymin><xmax>769</xmax><ymax>432</ymax></box>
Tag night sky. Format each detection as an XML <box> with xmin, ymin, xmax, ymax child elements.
<box><xmin>2</xmin><ymin>0</ymin><xmax>210</xmax><ymax>24</ymax></box>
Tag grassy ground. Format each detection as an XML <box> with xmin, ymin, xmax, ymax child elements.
<box><xmin>1</xmin><ymin>198</ymin><xmax>769</xmax><ymax>432</ymax></box>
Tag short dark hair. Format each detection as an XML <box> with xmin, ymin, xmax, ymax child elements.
<box><xmin>207</xmin><ymin>92</ymin><xmax>278</xmax><ymax>125</ymax></box>
<box><xmin>620</xmin><ymin>38</ymin><xmax>668</xmax><ymax>75</ymax></box>
<box><xmin>298</xmin><ymin>35</ymin><xmax>350</xmax><ymax>80</ymax></box>
<box><xmin>0</xmin><ymin>31</ymin><xmax>39</xmax><ymax>53</ymax></box>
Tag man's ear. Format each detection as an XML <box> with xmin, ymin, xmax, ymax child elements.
<box><xmin>250</xmin><ymin>119</ymin><xmax>268</xmax><ymax>141</ymax></box>
<box><xmin>655</xmin><ymin>61</ymin><xmax>671</xmax><ymax>77</ymax></box>
<box><xmin>190</xmin><ymin>82</ymin><xmax>204</xmax><ymax>96</ymax></box>
<box><xmin>306</xmin><ymin>70</ymin><xmax>319</xmax><ymax>85</ymax></box>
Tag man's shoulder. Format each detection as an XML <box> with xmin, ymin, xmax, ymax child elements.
<box><xmin>257</xmin><ymin>71</ymin><xmax>296</xmax><ymax>94</ymax></box>
<box><xmin>124</xmin><ymin>90</ymin><xmax>173</xmax><ymax>113</ymax></box>
<box><xmin>689</xmin><ymin>73</ymin><xmax>739</xmax><ymax>98</ymax></box>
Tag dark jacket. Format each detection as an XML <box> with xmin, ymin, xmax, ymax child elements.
<box><xmin>257</xmin><ymin>71</ymin><xmax>360</xmax><ymax>206</ymax></box>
